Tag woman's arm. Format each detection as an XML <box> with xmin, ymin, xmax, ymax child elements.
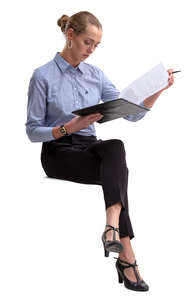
<box><xmin>25</xmin><ymin>70</ymin><xmax>55</xmax><ymax>142</ymax></box>
<box><xmin>143</xmin><ymin>90</ymin><xmax>163</xmax><ymax>108</ymax></box>
<box><xmin>52</xmin><ymin>113</ymin><xmax>103</xmax><ymax>139</ymax></box>
<box><xmin>143</xmin><ymin>68</ymin><xmax>175</xmax><ymax>108</ymax></box>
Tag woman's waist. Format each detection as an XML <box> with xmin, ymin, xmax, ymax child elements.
<box><xmin>57</xmin><ymin>133</ymin><xmax>97</xmax><ymax>143</ymax></box>
<box><xmin>41</xmin><ymin>133</ymin><xmax>98</xmax><ymax>154</ymax></box>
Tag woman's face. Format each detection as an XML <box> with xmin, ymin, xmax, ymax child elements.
<box><xmin>68</xmin><ymin>24</ymin><xmax>102</xmax><ymax>61</ymax></box>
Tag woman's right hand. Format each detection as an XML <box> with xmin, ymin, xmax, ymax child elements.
<box><xmin>65</xmin><ymin>113</ymin><xmax>103</xmax><ymax>134</ymax></box>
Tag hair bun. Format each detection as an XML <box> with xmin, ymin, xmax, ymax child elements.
<box><xmin>57</xmin><ymin>14</ymin><xmax>69</xmax><ymax>32</ymax></box>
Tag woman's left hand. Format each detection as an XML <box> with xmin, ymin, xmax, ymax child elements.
<box><xmin>160</xmin><ymin>69</ymin><xmax>175</xmax><ymax>92</ymax></box>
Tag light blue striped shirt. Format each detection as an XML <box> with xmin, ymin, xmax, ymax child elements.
<box><xmin>25</xmin><ymin>52</ymin><xmax>149</xmax><ymax>142</ymax></box>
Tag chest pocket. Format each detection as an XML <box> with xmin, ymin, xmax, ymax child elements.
<box><xmin>81</xmin><ymin>86</ymin><xmax>100</xmax><ymax>107</ymax></box>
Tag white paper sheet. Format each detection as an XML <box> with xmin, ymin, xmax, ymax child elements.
<box><xmin>119</xmin><ymin>62</ymin><xmax>169</xmax><ymax>105</ymax></box>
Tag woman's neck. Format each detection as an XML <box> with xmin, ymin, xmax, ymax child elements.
<box><xmin>59</xmin><ymin>49</ymin><xmax>80</xmax><ymax>68</ymax></box>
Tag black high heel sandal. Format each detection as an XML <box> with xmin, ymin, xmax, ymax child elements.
<box><xmin>114</xmin><ymin>257</ymin><xmax>149</xmax><ymax>292</ymax></box>
<box><xmin>101</xmin><ymin>224</ymin><xmax>123</xmax><ymax>257</ymax></box>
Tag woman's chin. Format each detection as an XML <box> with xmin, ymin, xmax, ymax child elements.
<box><xmin>82</xmin><ymin>54</ymin><xmax>89</xmax><ymax>59</ymax></box>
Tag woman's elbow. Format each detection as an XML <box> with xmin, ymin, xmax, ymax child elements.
<box><xmin>123</xmin><ymin>114</ymin><xmax>145</xmax><ymax>122</ymax></box>
<box><xmin>26</xmin><ymin>128</ymin><xmax>39</xmax><ymax>143</ymax></box>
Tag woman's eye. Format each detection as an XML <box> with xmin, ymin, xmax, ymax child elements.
<box><xmin>84</xmin><ymin>41</ymin><xmax>99</xmax><ymax>48</ymax></box>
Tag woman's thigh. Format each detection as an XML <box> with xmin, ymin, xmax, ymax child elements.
<box><xmin>41</xmin><ymin>145</ymin><xmax>102</xmax><ymax>185</ymax></box>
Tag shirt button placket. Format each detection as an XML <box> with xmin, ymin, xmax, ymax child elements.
<box><xmin>74</xmin><ymin>75</ymin><xmax>79</xmax><ymax>107</ymax></box>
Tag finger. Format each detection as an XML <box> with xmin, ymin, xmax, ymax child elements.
<box><xmin>85</xmin><ymin>114</ymin><xmax>100</xmax><ymax>121</ymax></box>
<box><xmin>89</xmin><ymin>116</ymin><xmax>102</xmax><ymax>123</ymax></box>
<box><xmin>168</xmin><ymin>69</ymin><xmax>174</xmax><ymax>75</ymax></box>
<box><xmin>90</xmin><ymin>113</ymin><xmax>103</xmax><ymax>119</ymax></box>
<box><xmin>85</xmin><ymin>114</ymin><xmax>99</xmax><ymax>121</ymax></box>
<box><xmin>168</xmin><ymin>78</ymin><xmax>174</xmax><ymax>86</ymax></box>
<box><xmin>168</xmin><ymin>77</ymin><xmax>173</xmax><ymax>83</ymax></box>
<box><xmin>169</xmin><ymin>73</ymin><xmax>174</xmax><ymax>80</ymax></box>
<box><xmin>91</xmin><ymin>113</ymin><xmax>102</xmax><ymax>117</ymax></box>
<box><xmin>169</xmin><ymin>75</ymin><xmax>174</xmax><ymax>81</ymax></box>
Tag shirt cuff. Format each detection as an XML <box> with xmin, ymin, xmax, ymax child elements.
<box><xmin>26</xmin><ymin>126</ymin><xmax>55</xmax><ymax>142</ymax></box>
<box><xmin>139</xmin><ymin>100</ymin><xmax>146</xmax><ymax>108</ymax></box>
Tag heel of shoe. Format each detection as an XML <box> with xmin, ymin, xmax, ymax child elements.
<box><xmin>104</xmin><ymin>248</ymin><xmax>109</xmax><ymax>257</ymax></box>
<box><xmin>117</xmin><ymin>270</ymin><xmax>123</xmax><ymax>283</ymax></box>
<box><xmin>102</xmin><ymin>224</ymin><xmax>123</xmax><ymax>258</ymax></box>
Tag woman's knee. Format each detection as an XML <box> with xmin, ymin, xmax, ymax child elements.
<box><xmin>106</xmin><ymin>139</ymin><xmax>125</xmax><ymax>149</ymax></box>
<box><xmin>107</xmin><ymin>139</ymin><xmax>126</xmax><ymax>155</ymax></box>
<box><xmin>90</xmin><ymin>138</ymin><xmax>126</xmax><ymax>160</ymax></box>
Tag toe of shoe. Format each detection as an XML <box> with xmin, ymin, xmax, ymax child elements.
<box><xmin>140</xmin><ymin>280</ymin><xmax>149</xmax><ymax>291</ymax></box>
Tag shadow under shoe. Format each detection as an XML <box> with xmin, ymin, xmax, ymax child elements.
<box><xmin>101</xmin><ymin>224</ymin><xmax>123</xmax><ymax>257</ymax></box>
<box><xmin>114</xmin><ymin>257</ymin><xmax>149</xmax><ymax>292</ymax></box>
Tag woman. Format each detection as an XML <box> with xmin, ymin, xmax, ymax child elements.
<box><xmin>25</xmin><ymin>11</ymin><xmax>174</xmax><ymax>292</ymax></box>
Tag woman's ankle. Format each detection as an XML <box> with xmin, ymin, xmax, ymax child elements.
<box><xmin>119</xmin><ymin>250</ymin><xmax>136</xmax><ymax>262</ymax></box>
<box><xmin>106</xmin><ymin>210</ymin><xmax>121</xmax><ymax>228</ymax></box>
<box><xmin>106</xmin><ymin>203</ymin><xmax>122</xmax><ymax>218</ymax></box>
<box><xmin>119</xmin><ymin>255</ymin><xmax>136</xmax><ymax>264</ymax></box>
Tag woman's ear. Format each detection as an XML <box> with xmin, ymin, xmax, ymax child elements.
<box><xmin>67</xmin><ymin>28</ymin><xmax>74</xmax><ymax>41</ymax></box>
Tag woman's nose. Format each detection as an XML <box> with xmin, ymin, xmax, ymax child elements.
<box><xmin>87</xmin><ymin>45</ymin><xmax>95</xmax><ymax>53</ymax></box>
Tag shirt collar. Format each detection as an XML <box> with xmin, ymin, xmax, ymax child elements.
<box><xmin>54</xmin><ymin>52</ymin><xmax>85</xmax><ymax>74</ymax></box>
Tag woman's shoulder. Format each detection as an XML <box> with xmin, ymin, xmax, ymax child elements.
<box><xmin>31</xmin><ymin>57</ymin><xmax>57</xmax><ymax>81</ymax></box>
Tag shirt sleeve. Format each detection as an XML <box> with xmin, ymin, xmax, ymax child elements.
<box><xmin>25</xmin><ymin>69</ymin><xmax>55</xmax><ymax>142</ymax></box>
<box><xmin>123</xmin><ymin>100</ymin><xmax>149</xmax><ymax>122</ymax></box>
<box><xmin>97</xmin><ymin>67</ymin><xmax>120</xmax><ymax>101</ymax></box>
<box><xmin>97</xmin><ymin>67</ymin><xmax>149</xmax><ymax>122</ymax></box>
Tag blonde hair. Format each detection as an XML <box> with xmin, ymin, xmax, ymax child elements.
<box><xmin>57</xmin><ymin>11</ymin><xmax>102</xmax><ymax>36</ymax></box>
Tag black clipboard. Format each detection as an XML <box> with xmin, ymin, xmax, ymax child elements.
<box><xmin>72</xmin><ymin>98</ymin><xmax>150</xmax><ymax>123</ymax></box>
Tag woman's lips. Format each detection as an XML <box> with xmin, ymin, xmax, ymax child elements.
<box><xmin>83</xmin><ymin>54</ymin><xmax>89</xmax><ymax>57</ymax></box>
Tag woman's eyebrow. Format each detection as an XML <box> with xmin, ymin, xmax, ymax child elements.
<box><xmin>87</xmin><ymin>38</ymin><xmax>101</xmax><ymax>44</ymax></box>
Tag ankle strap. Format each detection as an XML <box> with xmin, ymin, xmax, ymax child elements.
<box><xmin>114</xmin><ymin>257</ymin><xmax>138</xmax><ymax>268</ymax></box>
<box><xmin>105</xmin><ymin>224</ymin><xmax>120</xmax><ymax>241</ymax></box>
<box><xmin>106</xmin><ymin>224</ymin><xmax>119</xmax><ymax>230</ymax></box>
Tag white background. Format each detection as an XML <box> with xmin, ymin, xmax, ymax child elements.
<box><xmin>0</xmin><ymin>0</ymin><xmax>195</xmax><ymax>299</ymax></box>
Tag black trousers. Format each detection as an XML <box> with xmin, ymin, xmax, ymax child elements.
<box><xmin>40</xmin><ymin>133</ymin><xmax>134</xmax><ymax>239</ymax></box>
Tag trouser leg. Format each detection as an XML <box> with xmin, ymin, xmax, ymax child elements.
<box><xmin>86</xmin><ymin>139</ymin><xmax>135</xmax><ymax>239</ymax></box>
<box><xmin>118</xmin><ymin>167</ymin><xmax>134</xmax><ymax>239</ymax></box>
<box><xmin>87</xmin><ymin>139</ymin><xmax>128</xmax><ymax>210</ymax></box>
